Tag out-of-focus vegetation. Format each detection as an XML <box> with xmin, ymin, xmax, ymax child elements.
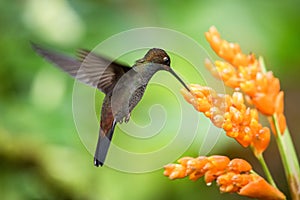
<box><xmin>0</xmin><ymin>0</ymin><xmax>299</xmax><ymax>199</ymax></box>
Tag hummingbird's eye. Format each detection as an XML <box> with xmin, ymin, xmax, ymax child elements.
<box><xmin>163</xmin><ymin>56</ymin><xmax>170</xmax><ymax>65</ymax></box>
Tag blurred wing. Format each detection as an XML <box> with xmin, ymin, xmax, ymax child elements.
<box><xmin>32</xmin><ymin>42</ymin><xmax>81</xmax><ymax>76</ymax></box>
<box><xmin>32</xmin><ymin>43</ymin><xmax>131</xmax><ymax>94</ymax></box>
<box><xmin>77</xmin><ymin>49</ymin><xmax>131</xmax><ymax>93</ymax></box>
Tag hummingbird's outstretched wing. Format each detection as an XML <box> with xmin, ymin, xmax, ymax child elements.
<box><xmin>31</xmin><ymin>43</ymin><xmax>131</xmax><ymax>94</ymax></box>
<box><xmin>77</xmin><ymin>49</ymin><xmax>131</xmax><ymax>94</ymax></box>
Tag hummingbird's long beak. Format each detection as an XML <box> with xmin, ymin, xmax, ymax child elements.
<box><xmin>168</xmin><ymin>68</ymin><xmax>190</xmax><ymax>92</ymax></box>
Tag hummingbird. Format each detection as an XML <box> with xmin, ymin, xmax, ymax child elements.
<box><xmin>32</xmin><ymin>43</ymin><xmax>190</xmax><ymax>167</ymax></box>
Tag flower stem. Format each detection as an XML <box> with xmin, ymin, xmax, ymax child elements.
<box><xmin>256</xmin><ymin>153</ymin><xmax>277</xmax><ymax>188</ymax></box>
<box><xmin>259</xmin><ymin>56</ymin><xmax>300</xmax><ymax>199</ymax></box>
<box><xmin>272</xmin><ymin>115</ymin><xmax>300</xmax><ymax>200</ymax></box>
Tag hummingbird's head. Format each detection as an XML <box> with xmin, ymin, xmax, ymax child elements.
<box><xmin>136</xmin><ymin>48</ymin><xmax>190</xmax><ymax>92</ymax></box>
<box><xmin>136</xmin><ymin>48</ymin><xmax>171</xmax><ymax>66</ymax></box>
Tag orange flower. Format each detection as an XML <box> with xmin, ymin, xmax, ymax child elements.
<box><xmin>205</xmin><ymin>26</ymin><xmax>256</xmax><ymax>67</ymax></box>
<box><xmin>164</xmin><ymin>156</ymin><xmax>285</xmax><ymax>200</ymax></box>
<box><xmin>205</xmin><ymin>26</ymin><xmax>286</xmax><ymax>135</ymax></box>
<box><xmin>181</xmin><ymin>84</ymin><xmax>270</xmax><ymax>155</ymax></box>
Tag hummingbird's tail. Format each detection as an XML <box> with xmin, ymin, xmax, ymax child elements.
<box><xmin>94</xmin><ymin>120</ymin><xmax>116</xmax><ymax>167</ymax></box>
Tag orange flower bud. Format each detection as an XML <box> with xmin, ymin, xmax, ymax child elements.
<box><xmin>266</xmin><ymin>72</ymin><xmax>280</xmax><ymax>94</ymax></box>
<box><xmin>208</xmin><ymin>156</ymin><xmax>231</xmax><ymax>170</ymax></box>
<box><xmin>204</xmin><ymin>58</ymin><xmax>221</xmax><ymax>79</ymax></box>
<box><xmin>252</xmin><ymin>127</ymin><xmax>271</xmax><ymax>156</ymax></box>
<box><xmin>178</xmin><ymin>157</ymin><xmax>194</xmax><ymax>166</ymax></box>
<box><xmin>268</xmin><ymin>114</ymin><xmax>286</xmax><ymax>136</ymax></box>
<box><xmin>238</xmin><ymin>175</ymin><xmax>286</xmax><ymax>200</ymax></box>
<box><xmin>180</xmin><ymin>88</ymin><xmax>194</xmax><ymax>104</ymax></box>
<box><xmin>275</xmin><ymin>91</ymin><xmax>284</xmax><ymax>114</ymax></box>
<box><xmin>228</xmin><ymin>158</ymin><xmax>252</xmax><ymax>173</ymax></box>
<box><xmin>252</xmin><ymin>94</ymin><xmax>275</xmax><ymax>115</ymax></box>
<box><xmin>164</xmin><ymin>164</ymin><xmax>187</xmax><ymax>179</ymax></box>
<box><xmin>225</xmin><ymin>77</ymin><xmax>241</xmax><ymax>88</ymax></box>
<box><xmin>240</xmin><ymin>81</ymin><xmax>256</xmax><ymax>96</ymax></box>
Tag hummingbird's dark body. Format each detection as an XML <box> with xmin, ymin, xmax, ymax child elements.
<box><xmin>32</xmin><ymin>43</ymin><xmax>189</xmax><ymax>167</ymax></box>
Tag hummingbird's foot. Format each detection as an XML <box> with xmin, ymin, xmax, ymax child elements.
<box><xmin>125</xmin><ymin>113</ymin><xmax>131</xmax><ymax>123</ymax></box>
<box><xmin>94</xmin><ymin>157</ymin><xmax>103</xmax><ymax>167</ymax></box>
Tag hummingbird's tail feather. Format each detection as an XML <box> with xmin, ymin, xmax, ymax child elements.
<box><xmin>94</xmin><ymin>120</ymin><xmax>116</xmax><ymax>167</ymax></box>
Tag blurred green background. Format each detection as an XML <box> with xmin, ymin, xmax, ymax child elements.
<box><xmin>1</xmin><ymin>0</ymin><xmax>299</xmax><ymax>199</ymax></box>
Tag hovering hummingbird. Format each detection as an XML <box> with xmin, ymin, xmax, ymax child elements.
<box><xmin>32</xmin><ymin>43</ymin><xmax>190</xmax><ymax>167</ymax></box>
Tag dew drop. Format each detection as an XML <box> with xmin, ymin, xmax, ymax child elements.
<box><xmin>206</xmin><ymin>182</ymin><xmax>212</xmax><ymax>186</ymax></box>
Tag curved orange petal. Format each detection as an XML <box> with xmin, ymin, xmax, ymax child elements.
<box><xmin>239</xmin><ymin>175</ymin><xmax>286</xmax><ymax>200</ymax></box>
<box><xmin>252</xmin><ymin>127</ymin><xmax>271</xmax><ymax>156</ymax></box>
<box><xmin>228</xmin><ymin>158</ymin><xmax>252</xmax><ymax>173</ymax></box>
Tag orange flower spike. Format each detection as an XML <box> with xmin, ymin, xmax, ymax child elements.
<box><xmin>205</xmin><ymin>26</ymin><xmax>285</xmax><ymax>122</ymax></box>
<box><xmin>181</xmin><ymin>84</ymin><xmax>270</xmax><ymax>153</ymax></box>
<box><xmin>206</xmin><ymin>26</ymin><xmax>256</xmax><ymax>67</ymax></box>
<box><xmin>164</xmin><ymin>156</ymin><xmax>285</xmax><ymax>200</ymax></box>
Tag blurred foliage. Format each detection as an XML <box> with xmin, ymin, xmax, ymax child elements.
<box><xmin>0</xmin><ymin>0</ymin><xmax>299</xmax><ymax>199</ymax></box>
